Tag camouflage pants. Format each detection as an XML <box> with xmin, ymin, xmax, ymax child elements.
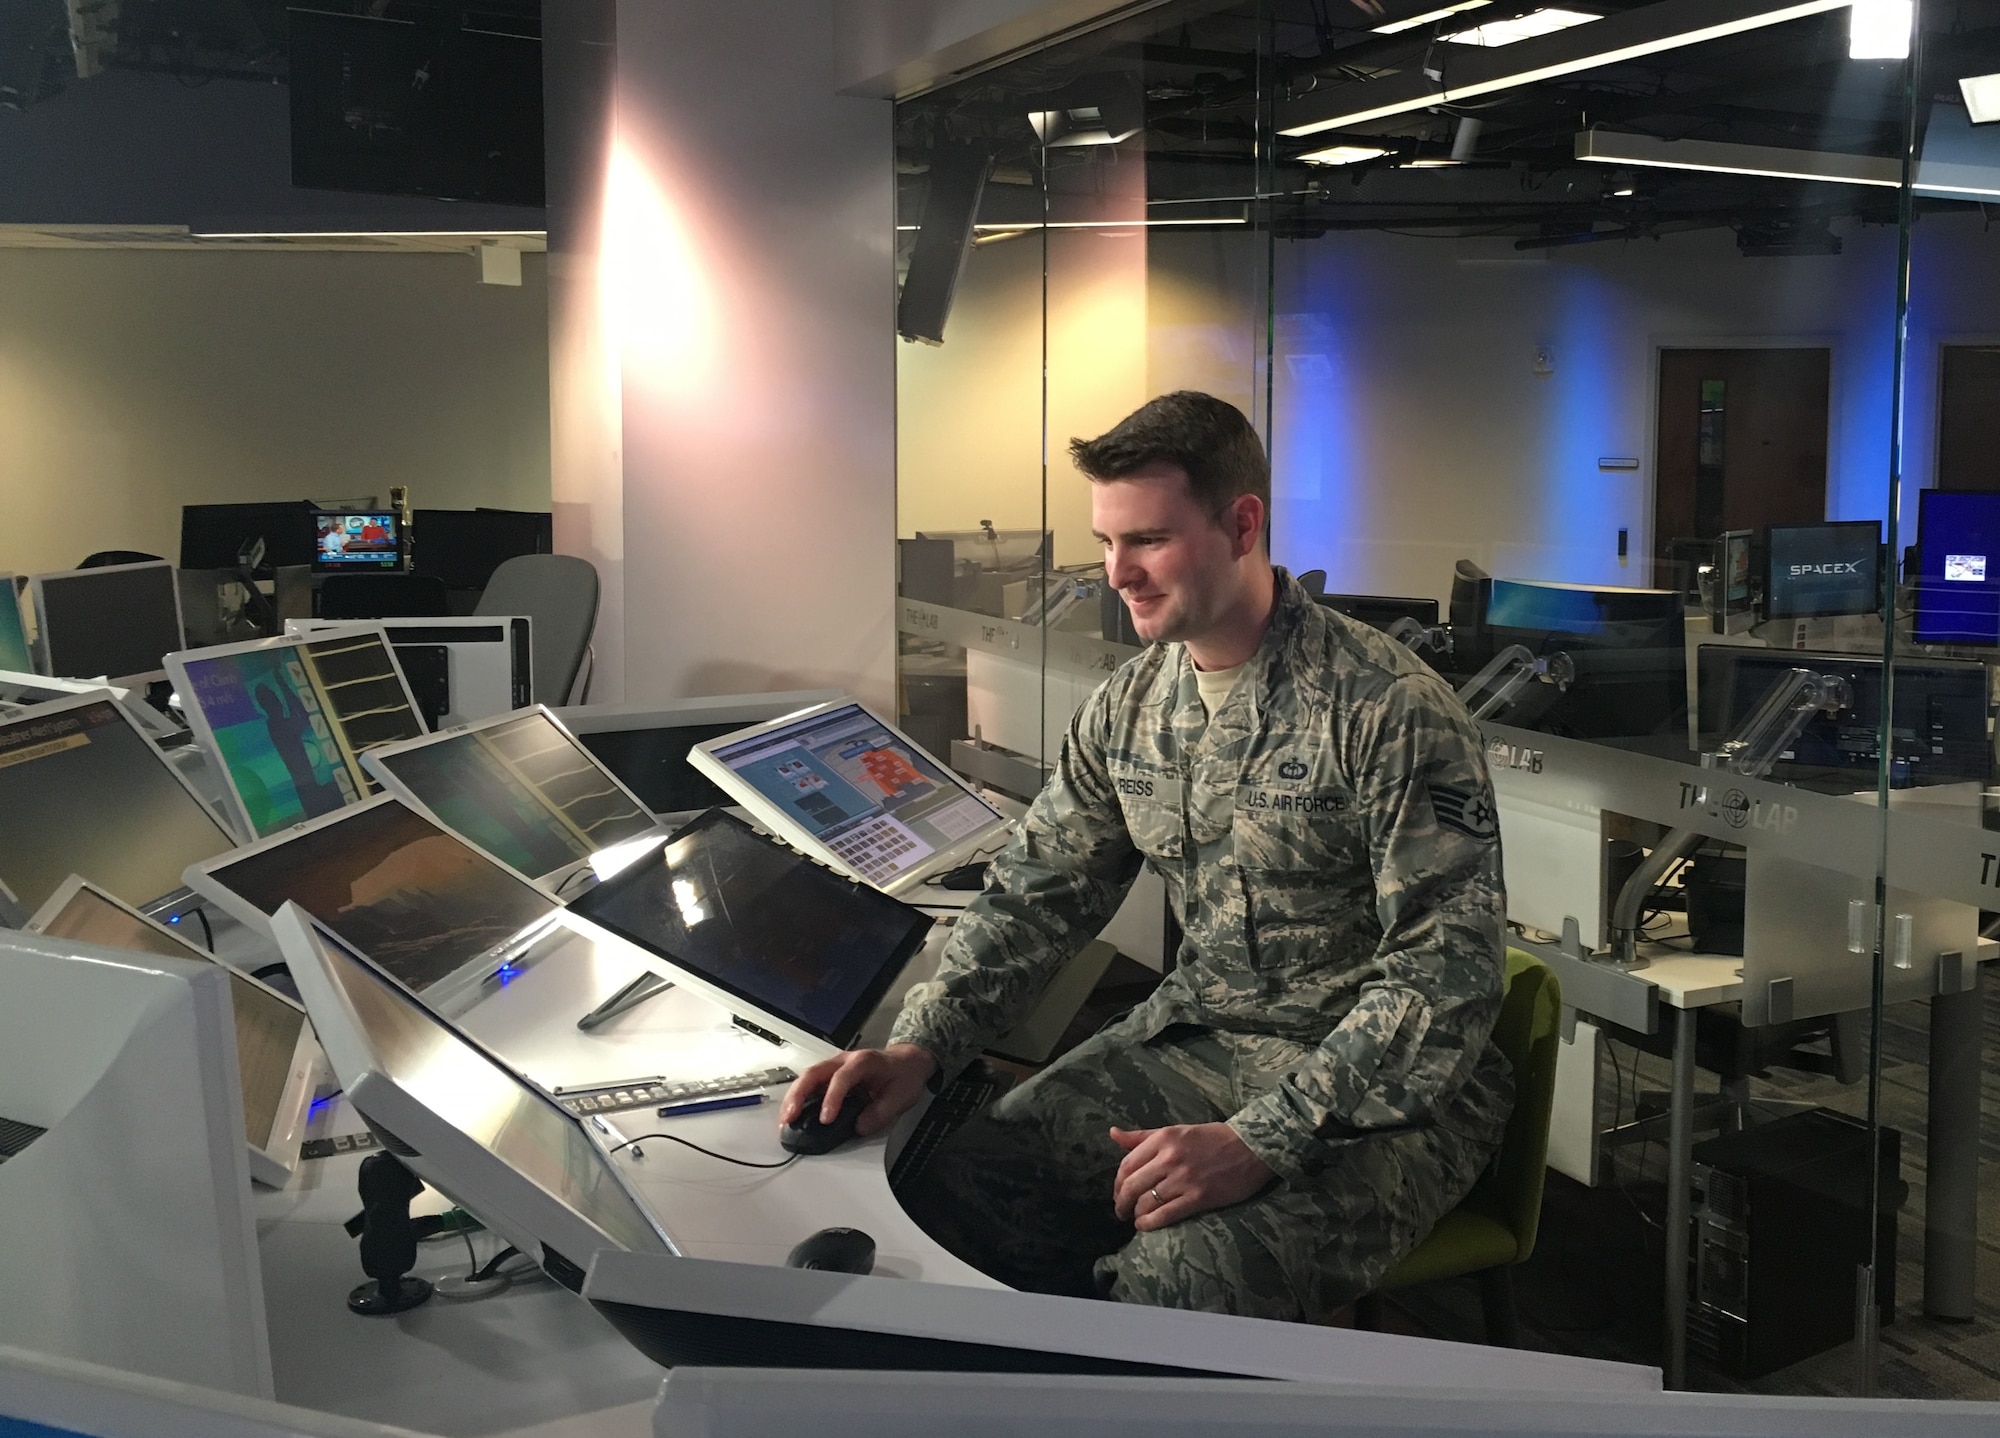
<box><xmin>901</xmin><ymin>1016</ymin><xmax>1503</xmax><ymax>1322</ymax></box>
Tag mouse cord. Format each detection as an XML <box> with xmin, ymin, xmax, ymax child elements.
<box><xmin>608</xmin><ymin>1133</ymin><xmax>801</xmax><ymax>1169</ymax></box>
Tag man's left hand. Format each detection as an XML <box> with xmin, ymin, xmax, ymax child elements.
<box><xmin>1110</xmin><ymin>1122</ymin><xmax>1275</xmax><ymax>1231</ymax></box>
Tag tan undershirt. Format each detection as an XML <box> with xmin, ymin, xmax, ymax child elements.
<box><xmin>1193</xmin><ymin>661</ymin><xmax>1245</xmax><ymax>724</ymax></box>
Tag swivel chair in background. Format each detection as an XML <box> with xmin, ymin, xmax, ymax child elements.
<box><xmin>318</xmin><ymin>573</ymin><xmax>449</xmax><ymax>621</ymax></box>
<box><xmin>475</xmin><ymin>554</ymin><xmax>599</xmax><ymax>704</ymax></box>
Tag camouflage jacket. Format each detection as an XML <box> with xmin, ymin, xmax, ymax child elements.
<box><xmin>889</xmin><ymin>569</ymin><xmax>1513</xmax><ymax>1181</ymax></box>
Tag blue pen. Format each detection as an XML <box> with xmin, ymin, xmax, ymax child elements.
<box><xmin>657</xmin><ymin>1092</ymin><xmax>767</xmax><ymax>1119</ymax></box>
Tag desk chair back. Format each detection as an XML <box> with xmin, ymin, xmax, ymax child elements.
<box><xmin>1483</xmin><ymin>947</ymin><xmax>1562</xmax><ymax>1262</ymax></box>
<box><xmin>319</xmin><ymin>573</ymin><xmax>449</xmax><ymax>620</ymax></box>
<box><xmin>476</xmin><ymin>554</ymin><xmax>598</xmax><ymax>704</ymax></box>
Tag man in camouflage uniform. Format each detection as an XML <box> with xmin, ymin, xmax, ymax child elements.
<box><xmin>784</xmin><ymin>391</ymin><xmax>1512</xmax><ymax>1321</ymax></box>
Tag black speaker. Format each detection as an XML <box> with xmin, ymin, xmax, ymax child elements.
<box><xmin>897</xmin><ymin>141</ymin><xmax>994</xmax><ymax>346</ymax></box>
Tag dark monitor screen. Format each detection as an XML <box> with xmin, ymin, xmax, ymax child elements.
<box><xmin>371</xmin><ymin>712</ymin><xmax>659</xmax><ymax>883</ymax></box>
<box><xmin>576</xmin><ymin>723</ymin><xmax>747</xmax><ymax>814</ymax></box>
<box><xmin>565</xmin><ymin>810</ymin><xmax>933</xmax><ymax>1048</ymax></box>
<box><xmin>33</xmin><ymin>562</ymin><xmax>184</xmax><ymax>683</ymax></box>
<box><xmin>1315</xmin><ymin>593</ymin><xmax>1440</xmax><ymax>630</ymax></box>
<box><xmin>1698</xmin><ymin>647</ymin><xmax>1988</xmax><ymax>787</ymax></box>
<box><xmin>1766</xmin><ymin>521</ymin><xmax>1882</xmax><ymax>619</ymax></box>
<box><xmin>1915</xmin><ymin>490</ymin><xmax>2000</xmax><ymax>646</ymax></box>
<box><xmin>180</xmin><ymin>502</ymin><xmax>318</xmax><ymax>573</ymax></box>
<box><xmin>412</xmin><ymin>510</ymin><xmax>553</xmax><ymax>591</ymax></box>
<box><xmin>314</xmin><ymin>511</ymin><xmax>403</xmax><ymax>572</ymax></box>
<box><xmin>0</xmin><ymin>698</ymin><xmax>236</xmax><ymax>912</ymax></box>
<box><xmin>1474</xmin><ymin>580</ymin><xmax>1688</xmax><ymax>743</ymax></box>
<box><xmin>209</xmin><ymin>800</ymin><xmax>555</xmax><ymax>992</ymax></box>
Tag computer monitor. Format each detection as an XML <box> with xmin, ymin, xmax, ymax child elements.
<box><xmin>555</xmin><ymin>689</ymin><xmax>846</xmax><ymax>816</ymax></box>
<box><xmin>288</xmin><ymin>615</ymin><xmax>532</xmax><ymax>731</ymax></box>
<box><xmin>312</xmin><ymin>510</ymin><xmax>403</xmax><ymax>573</ymax></box>
<box><xmin>361</xmin><ymin>706</ymin><xmax>664</xmax><ymax>894</ymax></box>
<box><xmin>1697</xmin><ymin>647</ymin><xmax>1988</xmax><ymax>788</ymax></box>
<box><xmin>186</xmin><ymin>795</ymin><xmax>560</xmax><ymax>1000</ymax></box>
<box><xmin>1764</xmin><ymin>521</ymin><xmax>1883</xmax><ymax>620</ymax></box>
<box><xmin>563</xmin><ymin>809</ymin><xmax>934</xmax><ymax>1055</ymax></box>
<box><xmin>0</xmin><ymin>693</ymin><xmax>238</xmax><ymax>922</ymax></box>
<box><xmin>1914</xmin><ymin>489</ymin><xmax>2000</xmax><ymax>645</ymax></box>
<box><xmin>1315</xmin><ymin>593</ymin><xmax>1441</xmax><ymax>631</ymax></box>
<box><xmin>1711</xmin><ymin>530</ymin><xmax>1755</xmax><ymax>632</ymax></box>
<box><xmin>1479</xmin><ymin>579</ymin><xmax>1688</xmax><ymax>744</ymax></box>
<box><xmin>28</xmin><ymin>560</ymin><xmax>185</xmax><ymax>685</ymax></box>
<box><xmin>0</xmin><ymin>578</ymin><xmax>30</xmax><ymax>672</ymax></box>
<box><xmin>167</xmin><ymin>627</ymin><xmax>427</xmax><ymax>840</ymax></box>
<box><xmin>272</xmin><ymin>905</ymin><xmax>678</xmax><ymax>1288</ymax></box>
<box><xmin>411</xmin><ymin>508</ymin><xmax>553</xmax><ymax>591</ymax></box>
<box><xmin>689</xmin><ymin>700</ymin><xmax>1008</xmax><ymax>896</ymax></box>
<box><xmin>27</xmin><ymin>876</ymin><xmax>319</xmax><ymax>1189</ymax></box>
<box><xmin>179</xmin><ymin>501</ymin><xmax>318</xmax><ymax>575</ymax></box>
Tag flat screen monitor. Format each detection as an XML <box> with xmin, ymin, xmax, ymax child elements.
<box><xmin>189</xmin><ymin>795</ymin><xmax>557</xmax><ymax>995</ymax></box>
<box><xmin>913</xmin><ymin>529</ymin><xmax>1051</xmax><ymax>572</ymax></box>
<box><xmin>29</xmin><ymin>561</ymin><xmax>185</xmax><ymax>685</ymax></box>
<box><xmin>361</xmin><ymin>707</ymin><xmax>662</xmax><ymax>890</ymax></box>
<box><xmin>168</xmin><ymin>627</ymin><xmax>427</xmax><ymax>840</ymax></box>
<box><xmin>0</xmin><ymin>694</ymin><xmax>237</xmax><ymax>918</ymax></box>
<box><xmin>313</xmin><ymin>510</ymin><xmax>403</xmax><ymax>572</ymax></box>
<box><xmin>557</xmin><ymin>690</ymin><xmax>845</xmax><ymax>817</ymax></box>
<box><xmin>1712</xmin><ymin>530</ymin><xmax>1755</xmax><ymax>630</ymax></box>
<box><xmin>1697</xmin><ymin>647</ymin><xmax>1988</xmax><ymax>787</ymax></box>
<box><xmin>1315</xmin><ymin>593</ymin><xmax>1441</xmax><ymax>630</ymax></box>
<box><xmin>1765</xmin><ymin>521</ymin><xmax>1882</xmax><ymax>620</ymax></box>
<box><xmin>690</xmin><ymin>701</ymin><xmax>1007</xmax><ymax>895</ymax></box>
<box><xmin>564</xmin><ymin>809</ymin><xmax>934</xmax><ymax>1054</ymax></box>
<box><xmin>0</xmin><ymin>578</ymin><xmax>30</xmax><ymax>672</ymax></box>
<box><xmin>412</xmin><ymin>509</ymin><xmax>553</xmax><ymax>591</ymax></box>
<box><xmin>1479</xmin><ymin>579</ymin><xmax>1688</xmax><ymax>744</ymax></box>
<box><xmin>1915</xmin><ymin>489</ymin><xmax>2000</xmax><ymax>645</ymax></box>
<box><xmin>273</xmin><ymin>908</ymin><xmax>676</xmax><ymax>1290</ymax></box>
<box><xmin>180</xmin><ymin>501</ymin><xmax>318</xmax><ymax>575</ymax></box>
<box><xmin>28</xmin><ymin>876</ymin><xmax>318</xmax><ymax>1188</ymax></box>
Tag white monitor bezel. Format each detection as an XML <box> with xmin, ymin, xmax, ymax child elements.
<box><xmin>687</xmin><ymin>699</ymin><xmax>1008</xmax><ymax>895</ymax></box>
<box><xmin>26</xmin><ymin>874</ymin><xmax>320</xmax><ymax>1189</ymax></box>
<box><xmin>272</xmin><ymin>904</ymin><xmax>679</xmax><ymax>1278</ymax></box>
<box><xmin>359</xmin><ymin>703</ymin><xmax>667</xmax><ymax>897</ymax></box>
<box><xmin>285</xmin><ymin>614</ymin><xmax>534</xmax><ymax>720</ymax></box>
<box><xmin>27</xmin><ymin>559</ymin><xmax>186</xmax><ymax>687</ymax></box>
<box><xmin>164</xmin><ymin>624</ymin><xmax>428</xmax><ymax>842</ymax></box>
<box><xmin>0</xmin><ymin>689</ymin><xmax>241</xmax><ymax>922</ymax></box>
<box><xmin>182</xmin><ymin>790</ymin><xmax>562</xmax><ymax>1008</ymax></box>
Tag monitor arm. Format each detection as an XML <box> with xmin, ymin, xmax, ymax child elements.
<box><xmin>1457</xmin><ymin>643</ymin><xmax>1576</xmax><ymax>723</ymax></box>
<box><xmin>1384</xmin><ymin>616</ymin><xmax>1453</xmax><ymax>658</ymax></box>
<box><xmin>1604</xmin><ymin>666</ymin><xmax>1853</xmax><ymax>967</ymax></box>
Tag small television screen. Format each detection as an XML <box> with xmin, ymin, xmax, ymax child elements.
<box><xmin>1916</xmin><ymin>490</ymin><xmax>2000</xmax><ymax>646</ymax></box>
<box><xmin>1765</xmin><ymin>521</ymin><xmax>1882</xmax><ymax>619</ymax></box>
<box><xmin>314</xmin><ymin>512</ymin><xmax>403</xmax><ymax>572</ymax></box>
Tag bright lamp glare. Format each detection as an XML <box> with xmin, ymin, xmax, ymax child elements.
<box><xmin>1963</xmin><ymin>72</ymin><xmax>2000</xmax><ymax>124</ymax></box>
<box><xmin>1299</xmin><ymin>144</ymin><xmax>1393</xmax><ymax>165</ymax></box>
<box><xmin>1848</xmin><ymin>0</ymin><xmax>1911</xmax><ymax>59</ymax></box>
<box><xmin>1373</xmin><ymin>0</ymin><xmax>1491</xmax><ymax>35</ymax></box>
<box><xmin>1443</xmin><ymin>7</ymin><xmax>1600</xmax><ymax>46</ymax></box>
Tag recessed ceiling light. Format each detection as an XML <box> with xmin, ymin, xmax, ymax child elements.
<box><xmin>1372</xmin><ymin>1</ymin><xmax>1492</xmax><ymax>35</ymax></box>
<box><xmin>1442</xmin><ymin>7</ymin><xmax>1601</xmax><ymax>46</ymax></box>
<box><xmin>1298</xmin><ymin>144</ymin><xmax>1394</xmax><ymax>165</ymax></box>
<box><xmin>1963</xmin><ymin>72</ymin><xmax>2000</xmax><ymax>124</ymax></box>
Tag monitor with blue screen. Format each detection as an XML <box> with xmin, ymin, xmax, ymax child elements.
<box><xmin>0</xmin><ymin>578</ymin><xmax>30</xmax><ymax>672</ymax></box>
<box><xmin>1915</xmin><ymin>489</ymin><xmax>2000</xmax><ymax>646</ymax></box>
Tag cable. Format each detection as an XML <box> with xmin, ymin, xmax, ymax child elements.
<box><xmin>192</xmin><ymin>907</ymin><xmax>214</xmax><ymax>950</ymax></box>
<box><xmin>471</xmin><ymin>1245</ymin><xmax>523</xmax><ymax>1283</ymax></box>
<box><xmin>555</xmin><ymin>866</ymin><xmax>597</xmax><ymax>897</ymax></box>
<box><xmin>608</xmin><ymin>1132</ymin><xmax>801</xmax><ymax>1169</ymax></box>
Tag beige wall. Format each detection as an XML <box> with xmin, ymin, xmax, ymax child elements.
<box><xmin>0</xmin><ymin>248</ymin><xmax>551</xmax><ymax>579</ymax></box>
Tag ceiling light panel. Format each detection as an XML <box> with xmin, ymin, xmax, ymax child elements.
<box><xmin>1298</xmin><ymin>144</ymin><xmax>1395</xmax><ymax>165</ymax></box>
<box><xmin>1963</xmin><ymin>72</ymin><xmax>2000</xmax><ymax>124</ymax></box>
<box><xmin>1847</xmin><ymin>0</ymin><xmax>1912</xmax><ymax>59</ymax></box>
<box><xmin>1372</xmin><ymin>0</ymin><xmax>1492</xmax><ymax>35</ymax></box>
<box><xmin>1442</xmin><ymin>8</ymin><xmax>1602</xmax><ymax>46</ymax></box>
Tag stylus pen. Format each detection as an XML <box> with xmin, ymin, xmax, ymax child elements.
<box><xmin>657</xmin><ymin>1092</ymin><xmax>766</xmax><ymax>1120</ymax></box>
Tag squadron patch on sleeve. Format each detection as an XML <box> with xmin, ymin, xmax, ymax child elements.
<box><xmin>1429</xmin><ymin>784</ymin><xmax>1499</xmax><ymax>842</ymax></box>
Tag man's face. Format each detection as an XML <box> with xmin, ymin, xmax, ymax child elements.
<box><xmin>1091</xmin><ymin>462</ymin><xmax>1261</xmax><ymax>646</ymax></box>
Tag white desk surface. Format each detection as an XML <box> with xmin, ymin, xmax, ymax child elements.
<box><xmin>1626</xmin><ymin>952</ymin><xmax>1744</xmax><ymax>1009</ymax></box>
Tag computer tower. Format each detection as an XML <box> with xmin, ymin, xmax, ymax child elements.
<box><xmin>1688</xmin><ymin>1108</ymin><xmax>1900</xmax><ymax>1379</ymax></box>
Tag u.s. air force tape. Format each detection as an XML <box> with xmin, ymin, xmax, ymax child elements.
<box><xmin>1429</xmin><ymin>783</ymin><xmax>1499</xmax><ymax>841</ymax></box>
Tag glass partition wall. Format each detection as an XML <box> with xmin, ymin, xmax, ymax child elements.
<box><xmin>895</xmin><ymin>0</ymin><xmax>1999</xmax><ymax>1400</ymax></box>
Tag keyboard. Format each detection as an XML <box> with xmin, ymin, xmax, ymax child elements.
<box><xmin>826</xmin><ymin>814</ymin><xmax>926</xmax><ymax>886</ymax></box>
<box><xmin>551</xmin><ymin>1065</ymin><xmax>798</xmax><ymax>1117</ymax></box>
<box><xmin>889</xmin><ymin>1062</ymin><xmax>1014</xmax><ymax>1195</ymax></box>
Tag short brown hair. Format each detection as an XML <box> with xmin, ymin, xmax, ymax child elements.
<box><xmin>1069</xmin><ymin>392</ymin><xmax>1270</xmax><ymax>540</ymax></box>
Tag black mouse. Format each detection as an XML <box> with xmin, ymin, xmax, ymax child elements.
<box><xmin>937</xmin><ymin>861</ymin><xmax>989</xmax><ymax>891</ymax></box>
<box><xmin>780</xmin><ymin>1088</ymin><xmax>869</xmax><ymax>1155</ymax></box>
<box><xmin>786</xmin><ymin>1226</ymin><xmax>876</xmax><ymax>1274</ymax></box>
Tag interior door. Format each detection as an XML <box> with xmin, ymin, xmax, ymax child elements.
<box><xmin>1937</xmin><ymin>345</ymin><xmax>2000</xmax><ymax>490</ymax></box>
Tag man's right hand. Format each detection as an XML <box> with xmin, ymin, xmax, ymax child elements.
<box><xmin>781</xmin><ymin>1043</ymin><xmax>938</xmax><ymax>1139</ymax></box>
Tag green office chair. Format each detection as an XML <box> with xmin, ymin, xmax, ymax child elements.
<box><xmin>1353</xmin><ymin>947</ymin><xmax>1562</xmax><ymax>1347</ymax></box>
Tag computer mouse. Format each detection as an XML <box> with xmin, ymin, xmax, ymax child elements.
<box><xmin>937</xmin><ymin>861</ymin><xmax>990</xmax><ymax>891</ymax></box>
<box><xmin>780</xmin><ymin>1088</ymin><xmax>869</xmax><ymax>1155</ymax></box>
<box><xmin>785</xmin><ymin>1226</ymin><xmax>876</xmax><ymax>1274</ymax></box>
